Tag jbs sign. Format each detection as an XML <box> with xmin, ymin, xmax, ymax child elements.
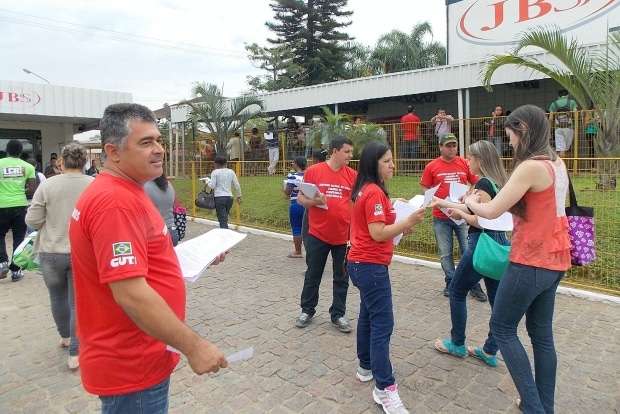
<box><xmin>448</xmin><ymin>0</ymin><xmax>620</xmax><ymax>62</ymax></box>
<box><xmin>0</xmin><ymin>91</ymin><xmax>41</xmax><ymax>106</ymax></box>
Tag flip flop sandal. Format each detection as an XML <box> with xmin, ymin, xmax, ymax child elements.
<box><xmin>434</xmin><ymin>338</ymin><xmax>467</xmax><ymax>358</ymax></box>
<box><xmin>467</xmin><ymin>346</ymin><xmax>498</xmax><ymax>367</ymax></box>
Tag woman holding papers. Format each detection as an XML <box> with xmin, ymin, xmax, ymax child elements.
<box><xmin>347</xmin><ymin>141</ymin><xmax>425</xmax><ymax>414</ymax></box>
<box><xmin>284</xmin><ymin>156</ymin><xmax>307</xmax><ymax>258</ymax></box>
<box><xmin>432</xmin><ymin>140</ymin><xmax>509</xmax><ymax>368</ymax></box>
<box><xmin>464</xmin><ymin>105</ymin><xmax>570</xmax><ymax>414</ymax></box>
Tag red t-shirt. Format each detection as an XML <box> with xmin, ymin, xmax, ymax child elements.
<box><xmin>420</xmin><ymin>156</ymin><xmax>478</xmax><ymax>219</ymax></box>
<box><xmin>69</xmin><ymin>173</ymin><xmax>185</xmax><ymax>396</ymax></box>
<box><xmin>348</xmin><ymin>184</ymin><xmax>396</xmax><ymax>265</ymax></box>
<box><xmin>305</xmin><ymin>162</ymin><xmax>357</xmax><ymax>245</ymax></box>
<box><xmin>400</xmin><ymin>113</ymin><xmax>421</xmax><ymax>141</ymax></box>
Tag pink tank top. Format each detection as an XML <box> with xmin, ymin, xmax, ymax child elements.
<box><xmin>510</xmin><ymin>161</ymin><xmax>572</xmax><ymax>271</ymax></box>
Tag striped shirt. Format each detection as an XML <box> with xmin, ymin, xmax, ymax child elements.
<box><xmin>286</xmin><ymin>171</ymin><xmax>304</xmax><ymax>200</ymax></box>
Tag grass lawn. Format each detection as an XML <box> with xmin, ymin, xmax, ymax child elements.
<box><xmin>174</xmin><ymin>174</ymin><xmax>619</xmax><ymax>294</ymax></box>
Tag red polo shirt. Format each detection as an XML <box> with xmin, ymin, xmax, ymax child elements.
<box><xmin>69</xmin><ymin>173</ymin><xmax>185</xmax><ymax>396</ymax></box>
<box><xmin>400</xmin><ymin>113</ymin><xmax>421</xmax><ymax>141</ymax></box>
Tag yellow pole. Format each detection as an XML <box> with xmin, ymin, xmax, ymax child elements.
<box><xmin>191</xmin><ymin>161</ymin><xmax>196</xmax><ymax>218</ymax></box>
<box><xmin>234</xmin><ymin>161</ymin><xmax>241</xmax><ymax>225</ymax></box>
<box><xmin>392</xmin><ymin>124</ymin><xmax>398</xmax><ymax>171</ymax></box>
<box><xmin>282</xmin><ymin>130</ymin><xmax>286</xmax><ymax>174</ymax></box>
<box><xmin>572</xmin><ymin>110</ymin><xmax>579</xmax><ymax>173</ymax></box>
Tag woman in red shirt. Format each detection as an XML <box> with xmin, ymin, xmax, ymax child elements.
<box><xmin>465</xmin><ymin>105</ymin><xmax>571</xmax><ymax>414</ymax></box>
<box><xmin>347</xmin><ymin>141</ymin><xmax>425</xmax><ymax>414</ymax></box>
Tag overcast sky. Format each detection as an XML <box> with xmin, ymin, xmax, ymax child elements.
<box><xmin>0</xmin><ymin>1</ymin><xmax>446</xmax><ymax>109</ymax></box>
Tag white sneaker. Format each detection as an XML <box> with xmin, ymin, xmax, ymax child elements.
<box><xmin>59</xmin><ymin>338</ymin><xmax>70</xmax><ymax>348</ymax></box>
<box><xmin>373</xmin><ymin>384</ymin><xmax>409</xmax><ymax>414</ymax></box>
<box><xmin>67</xmin><ymin>355</ymin><xmax>79</xmax><ymax>370</ymax></box>
<box><xmin>356</xmin><ymin>366</ymin><xmax>373</xmax><ymax>382</ymax></box>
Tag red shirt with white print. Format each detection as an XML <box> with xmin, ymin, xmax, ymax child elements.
<box><xmin>69</xmin><ymin>172</ymin><xmax>185</xmax><ymax>396</ymax></box>
<box><xmin>420</xmin><ymin>156</ymin><xmax>478</xmax><ymax>219</ymax></box>
<box><xmin>348</xmin><ymin>183</ymin><xmax>396</xmax><ymax>265</ymax></box>
<box><xmin>304</xmin><ymin>162</ymin><xmax>357</xmax><ymax>245</ymax></box>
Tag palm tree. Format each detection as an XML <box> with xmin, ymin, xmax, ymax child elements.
<box><xmin>343</xmin><ymin>41</ymin><xmax>382</xmax><ymax>78</ymax></box>
<box><xmin>482</xmin><ymin>28</ymin><xmax>620</xmax><ymax>189</ymax></box>
<box><xmin>183</xmin><ymin>83</ymin><xmax>263</xmax><ymax>154</ymax></box>
<box><xmin>372</xmin><ymin>22</ymin><xmax>446</xmax><ymax>74</ymax></box>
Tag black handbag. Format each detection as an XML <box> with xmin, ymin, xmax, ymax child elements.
<box><xmin>195</xmin><ymin>186</ymin><xmax>216</xmax><ymax>210</ymax></box>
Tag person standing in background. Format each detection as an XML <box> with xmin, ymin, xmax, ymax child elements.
<box><xmin>399</xmin><ymin>106</ymin><xmax>421</xmax><ymax>160</ymax></box>
<box><xmin>207</xmin><ymin>155</ymin><xmax>242</xmax><ymax>229</ymax></box>
<box><xmin>0</xmin><ymin>139</ymin><xmax>36</xmax><ymax>282</ymax></box>
<box><xmin>284</xmin><ymin>156</ymin><xmax>307</xmax><ymax>258</ymax></box>
<box><xmin>145</xmin><ymin>172</ymin><xmax>179</xmax><ymax>246</ymax></box>
<box><xmin>26</xmin><ymin>142</ymin><xmax>93</xmax><ymax>370</ymax></box>
<box><xmin>265</xmin><ymin>124</ymin><xmax>280</xmax><ymax>175</ymax></box>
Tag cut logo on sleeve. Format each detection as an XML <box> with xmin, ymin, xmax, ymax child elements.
<box><xmin>374</xmin><ymin>203</ymin><xmax>384</xmax><ymax>216</ymax></box>
<box><xmin>111</xmin><ymin>242</ymin><xmax>137</xmax><ymax>267</ymax></box>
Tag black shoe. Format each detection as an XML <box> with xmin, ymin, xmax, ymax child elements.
<box><xmin>11</xmin><ymin>270</ymin><xmax>24</xmax><ymax>282</ymax></box>
<box><xmin>470</xmin><ymin>285</ymin><xmax>488</xmax><ymax>302</ymax></box>
<box><xmin>443</xmin><ymin>287</ymin><xmax>450</xmax><ymax>297</ymax></box>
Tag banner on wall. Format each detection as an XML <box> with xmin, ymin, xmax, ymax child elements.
<box><xmin>447</xmin><ymin>0</ymin><xmax>620</xmax><ymax>64</ymax></box>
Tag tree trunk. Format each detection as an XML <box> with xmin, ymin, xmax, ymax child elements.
<box><xmin>594</xmin><ymin>129</ymin><xmax>619</xmax><ymax>190</ymax></box>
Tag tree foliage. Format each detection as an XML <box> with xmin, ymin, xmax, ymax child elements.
<box><xmin>183</xmin><ymin>83</ymin><xmax>263</xmax><ymax>153</ymax></box>
<box><xmin>482</xmin><ymin>27</ymin><xmax>620</xmax><ymax>188</ymax></box>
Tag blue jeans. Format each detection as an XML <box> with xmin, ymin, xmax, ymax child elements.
<box><xmin>347</xmin><ymin>262</ymin><xmax>395</xmax><ymax>390</ymax></box>
<box><xmin>450</xmin><ymin>231</ymin><xmax>509</xmax><ymax>354</ymax></box>
<box><xmin>400</xmin><ymin>140</ymin><xmax>420</xmax><ymax>159</ymax></box>
<box><xmin>491</xmin><ymin>263</ymin><xmax>564</xmax><ymax>414</ymax></box>
<box><xmin>432</xmin><ymin>217</ymin><xmax>469</xmax><ymax>287</ymax></box>
<box><xmin>100</xmin><ymin>377</ymin><xmax>170</xmax><ymax>414</ymax></box>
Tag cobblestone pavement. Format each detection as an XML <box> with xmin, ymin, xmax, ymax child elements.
<box><xmin>1</xmin><ymin>221</ymin><xmax>619</xmax><ymax>413</ymax></box>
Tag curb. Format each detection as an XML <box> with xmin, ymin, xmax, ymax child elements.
<box><xmin>189</xmin><ymin>217</ymin><xmax>618</xmax><ymax>305</ymax></box>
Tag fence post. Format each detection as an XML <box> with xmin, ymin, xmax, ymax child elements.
<box><xmin>191</xmin><ymin>161</ymin><xmax>196</xmax><ymax>218</ymax></box>
<box><xmin>572</xmin><ymin>110</ymin><xmax>579</xmax><ymax>173</ymax></box>
<box><xmin>392</xmin><ymin>124</ymin><xmax>397</xmax><ymax>170</ymax></box>
<box><xmin>235</xmin><ymin>161</ymin><xmax>241</xmax><ymax>224</ymax></box>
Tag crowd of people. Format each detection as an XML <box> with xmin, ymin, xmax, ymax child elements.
<box><xmin>0</xmin><ymin>101</ymin><xmax>573</xmax><ymax>414</ymax></box>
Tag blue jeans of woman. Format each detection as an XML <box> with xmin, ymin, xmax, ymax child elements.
<box><xmin>289</xmin><ymin>200</ymin><xmax>304</xmax><ymax>237</ymax></box>
<box><xmin>491</xmin><ymin>263</ymin><xmax>564</xmax><ymax>414</ymax></box>
<box><xmin>100</xmin><ymin>377</ymin><xmax>170</xmax><ymax>414</ymax></box>
<box><xmin>449</xmin><ymin>231</ymin><xmax>509</xmax><ymax>354</ymax></box>
<box><xmin>347</xmin><ymin>262</ymin><xmax>395</xmax><ymax>390</ymax></box>
<box><xmin>39</xmin><ymin>252</ymin><xmax>79</xmax><ymax>356</ymax></box>
<box><xmin>214</xmin><ymin>196</ymin><xmax>233</xmax><ymax>229</ymax></box>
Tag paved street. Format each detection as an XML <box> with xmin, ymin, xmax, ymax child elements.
<box><xmin>1</xmin><ymin>221</ymin><xmax>619</xmax><ymax>413</ymax></box>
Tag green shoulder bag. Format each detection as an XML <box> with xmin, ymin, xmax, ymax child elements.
<box><xmin>472</xmin><ymin>178</ymin><xmax>511</xmax><ymax>280</ymax></box>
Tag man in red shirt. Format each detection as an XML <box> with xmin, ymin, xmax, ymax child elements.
<box><xmin>69</xmin><ymin>103</ymin><xmax>227</xmax><ymax>413</ymax></box>
<box><xmin>400</xmin><ymin>105</ymin><xmax>421</xmax><ymax>161</ymax></box>
<box><xmin>420</xmin><ymin>133</ymin><xmax>487</xmax><ymax>302</ymax></box>
<box><xmin>295</xmin><ymin>136</ymin><xmax>357</xmax><ymax>333</ymax></box>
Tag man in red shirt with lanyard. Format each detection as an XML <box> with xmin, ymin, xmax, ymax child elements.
<box><xmin>69</xmin><ymin>104</ymin><xmax>227</xmax><ymax>413</ymax></box>
<box><xmin>421</xmin><ymin>133</ymin><xmax>487</xmax><ymax>302</ymax></box>
<box><xmin>295</xmin><ymin>136</ymin><xmax>357</xmax><ymax>333</ymax></box>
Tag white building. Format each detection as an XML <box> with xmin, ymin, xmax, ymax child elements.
<box><xmin>0</xmin><ymin>80</ymin><xmax>130</xmax><ymax>164</ymax></box>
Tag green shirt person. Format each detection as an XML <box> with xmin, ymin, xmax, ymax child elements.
<box><xmin>0</xmin><ymin>139</ymin><xmax>36</xmax><ymax>282</ymax></box>
<box><xmin>0</xmin><ymin>153</ymin><xmax>36</xmax><ymax>208</ymax></box>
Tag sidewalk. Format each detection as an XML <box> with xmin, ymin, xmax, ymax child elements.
<box><xmin>0</xmin><ymin>221</ymin><xmax>618</xmax><ymax>413</ymax></box>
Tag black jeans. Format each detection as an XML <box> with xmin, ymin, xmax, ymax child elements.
<box><xmin>0</xmin><ymin>207</ymin><xmax>27</xmax><ymax>271</ymax></box>
<box><xmin>214</xmin><ymin>196</ymin><xmax>233</xmax><ymax>229</ymax></box>
<box><xmin>300</xmin><ymin>234</ymin><xmax>349</xmax><ymax>320</ymax></box>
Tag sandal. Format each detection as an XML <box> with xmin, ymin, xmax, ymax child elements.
<box><xmin>434</xmin><ymin>338</ymin><xmax>467</xmax><ymax>358</ymax></box>
<box><xmin>467</xmin><ymin>346</ymin><xmax>498</xmax><ymax>367</ymax></box>
<box><xmin>287</xmin><ymin>253</ymin><xmax>303</xmax><ymax>258</ymax></box>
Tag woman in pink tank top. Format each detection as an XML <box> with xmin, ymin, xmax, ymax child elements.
<box><xmin>465</xmin><ymin>105</ymin><xmax>571</xmax><ymax>414</ymax></box>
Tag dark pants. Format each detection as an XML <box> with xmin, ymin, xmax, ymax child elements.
<box><xmin>0</xmin><ymin>206</ymin><xmax>27</xmax><ymax>271</ymax></box>
<box><xmin>348</xmin><ymin>262</ymin><xmax>395</xmax><ymax>390</ymax></box>
<box><xmin>491</xmin><ymin>263</ymin><xmax>564</xmax><ymax>414</ymax></box>
<box><xmin>450</xmin><ymin>231</ymin><xmax>509</xmax><ymax>355</ymax></box>
<box><xmin>300</xmin><ymin>234</ymin><xmax>348</xmax><ymax>320</ymax></box>
<box><xmin>100</xmin><ymin>377</ymin><xmax>170</xmax><ymax>414</ymax></box>
<box><xmin>214</xmin><ymin>196</ymin><xmax>233</xmax><ymax>229</ymax></box>
<box><xmin>39</xmin><ymin>253</ymin><xmax>79</xmax><ymax>356</ymax></box>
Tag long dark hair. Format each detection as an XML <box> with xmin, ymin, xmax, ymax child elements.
<box><xmin>153</xmin><ymin>172</ymin><xmax>168</xmax><ymax>191</ymax></box>
<box><xmin>351</xmin><ymin>141</ymin><xmax>390</xmax><ymax>202</ymax></box>
<box><xmin>504</xmin><ymin>105</ymin><xmax>557</xmax><ymax>217</ymax></box>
